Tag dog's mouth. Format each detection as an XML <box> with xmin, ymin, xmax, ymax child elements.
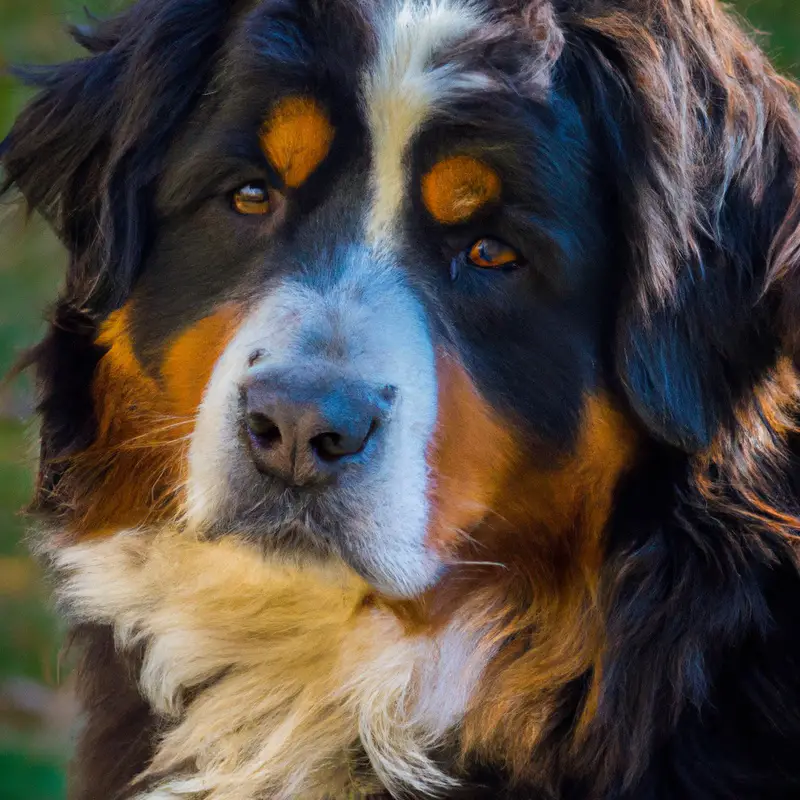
<box><xmin>197</xmin><ymin>457</ymin><xmax>444</xmax><ymax>596</ymax></box>
<box><xmin>202</xmin><ymin>472</ymin><xmax>345</xmax><ymax>547</ymax></box>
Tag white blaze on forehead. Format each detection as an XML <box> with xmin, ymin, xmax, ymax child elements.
<box><xmin>362</xmin><ymin>0</ymin><xmax>490</xmax><ymax>241</ymax></box>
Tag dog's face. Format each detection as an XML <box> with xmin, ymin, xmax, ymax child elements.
<box><xmin>71</xmin><ymin>0</ymin><xmax>622</xmax><ymax>597</ymax></box>
<box><xmin>6</xmin><ymin>0</ymin><xmax>798</xmax><ymax>603</ymax></box>
<box><xmin>7</xmin><ymin>1</ymin><xmax>800</xmax><ymax>796</ymax></box>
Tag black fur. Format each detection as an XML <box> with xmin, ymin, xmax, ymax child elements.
<box><xmin>66</xmin><ymin>626</ymin><xmax>158</xmax><ymax>800</ymax></box>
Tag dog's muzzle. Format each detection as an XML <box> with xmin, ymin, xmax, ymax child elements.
<box><xmin>186</xmin><ymin>248</ymin><xmax>442</xmax><ymax>596</ymax></box>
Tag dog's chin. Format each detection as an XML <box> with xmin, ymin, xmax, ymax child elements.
<box><xmin>201</xmin><ymin>498</ymin><xmax>443</xmax><ymax>599</ymax></box>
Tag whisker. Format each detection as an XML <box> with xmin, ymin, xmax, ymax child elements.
<box><xmin>120</xmin><ymin>419</ymin><xmax>196</xmax><ymax>442</ymax></box>
<box><xmin>119</xmin><ymin>433</ymin><xmax>195</xmax><ymax>451</ymax></box>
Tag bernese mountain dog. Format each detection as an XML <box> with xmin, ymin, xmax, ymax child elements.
<box><xmin>4</xmin><ymin>0</ymin><xmax>800</xmax><ymax>797</ymax></box>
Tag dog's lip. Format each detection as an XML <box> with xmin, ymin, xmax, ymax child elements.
<box><xmin>214</xmin><ymin>503</ymin><xmax>446</xmax><ymax>597</ymax></box>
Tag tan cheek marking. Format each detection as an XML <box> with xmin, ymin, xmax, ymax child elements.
<box><xmin>94</xmin><ymin>306</ymin><xmax>157</xmax><ymax>398</ymax></box>
<box><xmin>446</xmin><ymin>396</ymin><xmax>639</xmax><ymax>781</ymax></box>
<box><xmin>421</xmin><ymin>155</ymin><xmax>501</xmax><ymax>225</ymax></box>
<box><xmin>161</xmin><ymin>304</ymin><xmax>242</xmax><ymax>416</ymax></box>
<box><xmin>260</xmin><ymin>96</ymin><xmax>335</xmax><ymax>188</ymax></box>
<box><xmin>422</xmin><ymin>362</ymin><xmax>640</xmax><ymax>778</ymax></box>
<box><xmin>61</xmin><ymin>305</ymin><xmax>181</xmax><ymax>538</ymax></box>
<box><xmin>62</xmin><ymin>306</ymin><xmax>242</xmax><ymax>540</ymax></box>
<box><xmin>428</xmin><ymin>371</ymin><xmax>639</xmax><ymax>565</ymax></box>
<box><xmin>92</xmin><ymin>305</ymin><xmax>163</xmax><ymax>446</ymax></box>
<box><xmin>425</xmin><ymin>351</ymin><xmax>517</xmax><ymax>555</ymax></box>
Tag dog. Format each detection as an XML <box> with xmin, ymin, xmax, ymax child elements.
<box><xmin>4</xmin><ymin>0</ymin><xmax>800</xmax><ymax>797</ymax></box>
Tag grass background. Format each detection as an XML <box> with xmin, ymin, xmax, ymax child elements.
<box><xmin>0</xmin><ymin>1</ymin><xmax>798</xmax><ymax>798</ymax></box>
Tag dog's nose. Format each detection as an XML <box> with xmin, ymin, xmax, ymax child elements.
<box><xmin>242</xmin><ymin>367</ymin><xmax>397</xmax><ymax>485</ymax></box>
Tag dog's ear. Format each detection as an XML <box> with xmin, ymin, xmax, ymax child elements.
<box><xmin>559</xmin><ymin>1</ymin><xmax>800</xmax><ymax>452</ymax></box>
<box><xmin>2</xmin><ymin>0</ymin><xmax>234</xmax><ymax>511</ymax></box>
<box><xmin>1</xmin><ymin>0</ymin><xmax>230</xmax><ymax>315</ymax></box>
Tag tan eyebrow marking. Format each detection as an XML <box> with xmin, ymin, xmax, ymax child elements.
<box><xmin>260</xmin><ymin>96</ymin><xmax>335</xmax><ymax>188</ymax></box>
<box><xmin>421</xmin><ymin>155</ymin><xmax>501</xmax><ymax>225</ymax></box>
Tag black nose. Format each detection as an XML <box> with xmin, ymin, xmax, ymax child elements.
<box><xmin>242</xmin><ymin>367</ymin><xmax>397</xmax><ymax>486</ymax></box>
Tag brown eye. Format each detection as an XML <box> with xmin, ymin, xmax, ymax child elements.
<box><xmin>232</xmin><ymin>183</ymin><xmax>270</xmax><ymax>215</ymax></box>
<box><xmin>467</xmin><ymin>237</ymin><xmax>521</xmax><ymax>269</ymax></box>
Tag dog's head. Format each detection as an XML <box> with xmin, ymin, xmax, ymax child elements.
<box><xmin>4</xmin><ymin>0</ymin><xmax>800</xmax><ymax>600</ymax></box>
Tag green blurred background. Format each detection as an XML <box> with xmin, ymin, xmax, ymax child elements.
<box><xmin>0</xmin><ymin>1</ymin><xmax>798</xmax><ymax>798</ymax></box>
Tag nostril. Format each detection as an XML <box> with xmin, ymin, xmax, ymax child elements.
<box><xmin>246</xmin><ymin>412</ymin><xmax>281</xmax><ymax>447</ymax></box>
<box><xmin>311</xmin><ymin>432</ymin><xmax>348</xmax><ymax>462</ymax></box>
<box><xmin>310</xmin><ymin>419</ymin><xmax>379</xmax><ymax>462</ymax></box>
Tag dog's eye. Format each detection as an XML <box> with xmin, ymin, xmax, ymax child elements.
<box><xmin>232</xmin><ymin>183</ymin><xmax>270</xmax><ymax>215</ymax></box>
<box><xmin>467</xmin><ymin>237</ymin><xmax>521</xmax><ymax>269</ymax></box>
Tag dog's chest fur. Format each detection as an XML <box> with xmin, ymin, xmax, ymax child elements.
<box><xmin>55</xmin><ymin>530</ymin><xmax>499</xmax><ymax>799</ymax></box>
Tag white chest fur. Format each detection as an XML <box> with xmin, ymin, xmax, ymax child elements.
<box><xmin>54</xmin><ymin>531</ymin><xmax>492</xmax><ymax>800</ymax></box>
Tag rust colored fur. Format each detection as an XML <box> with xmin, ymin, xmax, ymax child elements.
<box><xmin>425</xmin><ymin>365</ymin><xmax>639</xmax><ymax>776</ymax></box>
<box><xmin>48</xmin><ymin>306</ymin><xmax>240</xmax><ymax>539</ymax></box>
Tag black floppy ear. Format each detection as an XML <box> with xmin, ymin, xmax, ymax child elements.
<box><xmin>1</xmin><ymin>0</ymin><xmax>230</xmax><ymax>315</ymax></box>
<box><xmin>2</xmin><ymin>0</ymin><xmax>234</xmax><ymax>504</ymax></box>
<box><xmin>560</xmin><ymin>4</ymin><xmax>800</xmax><ymax>452</ymax></box>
